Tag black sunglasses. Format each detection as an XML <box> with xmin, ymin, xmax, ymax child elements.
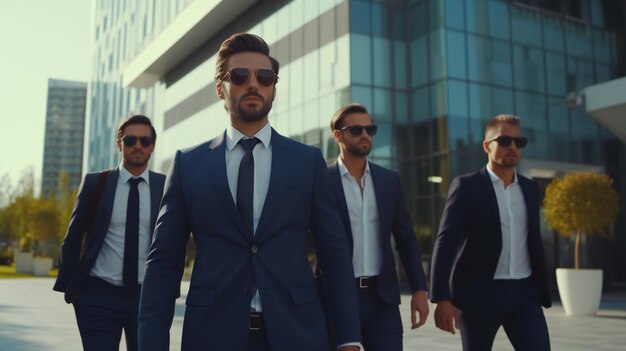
<box><xmin>488</xmin><ymin>135</ymin><xmax>528</xmax><ymax>148</ymax></box>
<box><xmin>122</xmin><ymin>135</ymin><xmax>153</xmax><ymax>147</ymax></box>
<box><xmin>226</xmin><ymin>68</ymin><xmax>277</xmax><ymax>87</ymax></box>
<box><xmin>338</xmin><ymin>125</ymin><xmax>378</xmax><ymax>137</ymax></box>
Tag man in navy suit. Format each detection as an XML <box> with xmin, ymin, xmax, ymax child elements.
<box><xmin>54</xmin><ymin>114</ymin><xmax>166</xmax><ymax>351</ymax></box>
<box><xmin>138</xmin><ymin>33</ymin><xmax>360</xmax><ymax>351</ymax></box>
<box><xmin>326</xmin><ymin>103</ymin><xmax>429</xmax><ymax>351</ymax></box>
<box><xmin>430</xmin><ymin>114</ymin><xmax>551</xmax><ymax>350</ymax></box>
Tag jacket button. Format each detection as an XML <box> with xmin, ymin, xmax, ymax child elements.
<box><xmin>251</xmin><ymin>245</ymin><xmax>258</xmax><ymax>253</ymax></box>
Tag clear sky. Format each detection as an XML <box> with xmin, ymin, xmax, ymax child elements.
<box><xmin>0</xmin><ymin>0</ymin><xmax>92</xmax><ymax>194</ymax></box>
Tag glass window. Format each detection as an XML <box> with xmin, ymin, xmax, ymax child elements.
<box><xmin>511</xmin><ymin>6</ymin><xmax>542</xmax><ymax>47</ymax></box>
<box><xmin>468</xmin><ymin>84</ymin><xmax>514</xmax><ymax>144</ymax></box>
<box><xmin>429</xmin><ymin>29</ymin><xmax>446</xmax><ymax>81</ymax></box>
<box><xmin>542</xmin><ymin>14</ymin><xmax>564</xmax><ymax>53</ymax></box>
<box><xmin>593</xmin><ymin>29</ymin><xmax>612</xmax><ymax>64</ymax></box>
<box><xmin>514</xmin><ymin>91</ymin><xmax>548</xmax><ymax>159</ymax></box>
<box><xmin>513</xmin><ymin>44</ymin><xmax>545</xmax><ymax>93</ymax></box>
<box><xmin>446</xmin><ymin>30</ymin><xmax>467</xmax><ymax>79</ymax></box>
<box><xmin>373</xmin><ymin>37</ymin><xmax>393</xmax><ymax>87</ymax></box>
<box><xmin>590</xmin><ymin>0</ymin><xmax>605</xmax><ymax>27</ymax></box>
<box><xmin>350</xmin><ymin>34</ymin><xmax>372</xmax><ymax>85</ymax></box>
<box><xmin>351</xmin><ymin>86</ymin><xmax>373</xmax><ymax>111</ymax></box>
<box><xmin>545</xmin><ymin>52</ymin><xmax>566</xmax><ymax>97</ymax></box>
<box><xmin>371</xmin><ymin>123</ymin><xmax>392</xmax><ymax>158</ymax></box>
<box><xmin>412</xmin><ymin>86</ymin><xmax>429</xmax><ymax>123</ymax></box>
<box><xmin>394</xmin><ymin>40</ymin><xmax>408</xmax><ymax>89</ymax></box>
<box><xmin>431</xmin><ymin>80</ymin><xmax>447</xmax><ymax>119</ymax></box>
<box><xmin>373</xmin><ymin>88</ymin><xmax>393</xmax><ymax>122</ymax></box>
<box><xmin>448</xmin><ymin>79</ymin><xmax>468</xmax><ymax>117</ymax></box>
<box><xmin>466</xmin><ymin>0</ymin><xmax>510</xmax><ymax>40</ymax></box>
<box><xmin>410</xmin><ymin>36</ymin><xmax>429</xmax><ymax>87</ymax></box>
<box><xmin>350</xmin><ymin>0</ymin><xmax>371</xmax><ymax>35</ymax></box>
<box><xmin>564</xmin><ymin>22</ymin><xmax>593</xmax><ymax>60</ymax></box>
<box><xmin>395</xmin><ymin>91</ymin><xmax>409</xmax><ymax>124</ymax></box>
<box><xmin>567</xmin><ymin>58</ymin><xmax>594</xmax><ymax>92</ymax></box>
<box><xmin>547</xmin><ymin>96</ymin><xmax>570</xmax><ymax>162</ymax></box>
<box><xmin>445</xmin><ymin>0</ymin><xmax>465</xmax><ymax>30</ymax></box>
<box><xmin>467</xmin><ymin>35</ymin><xmax>512</xmax><ymax>87</ymax></box>
<box><xmin>595</xmin><ymin>63</ymin><xmax>611</xmax><ymax>84</ymax></box>
<box><xmin>409</xmin><ymin>0</ymin><xmax>429</xmax><ymax>38</ymax></box>
<box><xmin>448</xmin><ymin>114</ymin><xmax>470</xmax><ymax>152</ymax></box>
<box><xmin>429</xmin><ymin>0</ymin><xmax>444</xmax><ymax>30</ymax></box>
<box><xmin>372</xmin><ymin>2</ymin><xmax>390</xmax><ymax>38</ymax></box>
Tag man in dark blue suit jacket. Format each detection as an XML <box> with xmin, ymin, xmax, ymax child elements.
<box><xmin>54</xmin><ymin>115</ymin><xmax>166</xmax><ymax>351</ymax></box>
<box><xmin>326</xmin><ymin>103</ymin><xmax>429</xmax><ymax>351</ymax></box>
<box><xmin>430</xmin><ymin>114</ymin><xmax>551</xmax><ymax>350</ymax></box>
<box><xmin>138</xmin><ymin>33</ymin><xmax>360</xmax><ymax>351</ymax></box>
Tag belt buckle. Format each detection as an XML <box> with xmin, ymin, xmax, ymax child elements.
<box><xmin>359</xmin><ymin>277</ymin><xmax>369</xmax><ymax>289</ymax></box>
<box><xmin>249</xmin><ymin>313</ymin><xmax>262</xmax><ymax>331</ymax></box>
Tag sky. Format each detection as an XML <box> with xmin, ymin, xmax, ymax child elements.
<box><xmin>0</xmin><ymin>0</ymin><xmax>92</xmax><ymax>194</ymax></box>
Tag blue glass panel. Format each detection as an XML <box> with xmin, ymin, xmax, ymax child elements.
<box><xmin>466</xmin><ymin>0</ymin><xmax>510</xmax><ymax>40</ymax></box>
<box><xmin>545</xmin><ymin>52</ymin><xmax>566</xmax><ymax>96</ymax></box>
<box><xmin>371</xmin><ymin>123</ymin><xmax>392</xmax><ymax>158</ymax></box>
<box><xmin>467</xmin><ymin>35</ymin><xmax>512</xmax><ymax>87</ymax></box>
<box><xmin>567</xmin><ymin>58</ymin><xmax>594</xmax><ymax>92</ymax></box>
<box><xmin>430</xmin><ymin>29</ymin><xmax>446</xmax><ymax>81</ymax></box>
<box><xmin>395</xmin><ymin>91</ymin><xmax>409</xmax><ymax>123</ymax></box>
<box><xmin>350</xmin><ymin>34</ymin><xmax>372</xmax><ymax>85</ymax></box>
<box><xmin>513</xmin><ymin>45</ymin><xmax>545</xmax><ymax>93</ymax></box>
<box><xmin>448</xmin><ymin>115</ymin><xmax>470</xmax><ymax>152</ymax></box>
<box><xmin>350</xmin><ymin>0</ymin><xmax>371</xmax><ymax>35</ymax></box>
<box><xmin>351</xmin><ymin>86</ymin><xmax>373</xmax><ymax>111</ymax></box>
<box><xmin>429</xmin><ymin>0</ymin><xmax>444</xmax><ymax>30</ymax></box>
<box><xmin>593</xmin><ymin>29</ymin><xmax>612</xmax><ymax>64</ymax></box>
<box><xmin>468</xmin><ymin>84</ymin><xmax>514</xmax><ymax>143</ymax></box>
<box><xmin>445</xmin><ymin>0</ymin><xmax>465</xmax><ymax>30</ymax></box>
<box><xmin>564</xmin><ymin>22</ymin><xmax>593</xmax><ymax>60</ymax></box>
<box><xmin>446</xmin><ymin>30</ymin><xmax>467</xmax><ymax>79</ymax></box>
<box><xmin>511</xmin><ymin>6</ymin><xmax>542</xmax><ymax>47</ymax></box>
<box><xmin>431</xmin><ymin>80</ymin><xmax>447</xmax><ymax>118</ymax></box>
<box><xmin>394</xmin><ymin>41</ymin><xmax>408</xmax><ymax>89</ymax></box>
<box><xmin>411</xmin><ymin>36</ymin><xmax>428</xmax><ymax>87</ymax></box>
<box><xmin>373</xmin><ymin>88</ymin><xmax>393</xmax><ymax>122</ymax></box>
<box><xmin>542</xmin><ymin>14</ymin><xmax>565</xmax><ymax>52</ymax></box>
<box><xmin>373</xmin><ymin>37</ymin><xmax>393</xmax><ymax>87</ymax></box>
<box><xmin>547</xmin><ymin>96</ymin><xmax>570</xmax><ymax>162</ymax></box>
<box><xmin>412</xmin><ymin>86</ymin><xmax>429</xmax><ymax>122</ymax></box>
<box><xmin>514</xmin><ymin>91</ymin><xmax>548</xmax><ymax>160</ymax></box>
<box><xmin>448</xmin><ymin>79</ymin><xmax>468</xmax><ymax>116</ymax></box>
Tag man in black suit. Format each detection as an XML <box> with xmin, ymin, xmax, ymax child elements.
<box><xmin>326</xmin><ymin>103</ymin><xmax>429</xmax><ymax>351</ymax></box>
<box><xmin>54</xmin><ymin>115</ymin><xmax>166</xmax><ymax>351</ymax></box>
<box><xmin>430</xmin><ymin>114</ymin><xmax>551</xmax><ymax>350</ymax></box>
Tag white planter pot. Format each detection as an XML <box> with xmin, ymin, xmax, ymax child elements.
<box><xmin>556</xmin><ymin>268</ymin><xmax>603</xmax><ymax>316</ymax></box>
<box><xmin>33</xmin><ymin>257</ymin><xmax>53</xmax><ymax>276</ymax></box>
<box><xmin>15</xmin><ymin>252</ymin><xmax>34</xmax><ymax>274</ymax></box>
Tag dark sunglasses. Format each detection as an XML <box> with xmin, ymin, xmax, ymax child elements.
<box><xmin>338</xmin><ymin>125</ymin><xmax>378</xmax><ymax>137</ymax></box>
<box><xmin>122</xmin><ymin>135</ymin><xmax>153</xmax><ymax>147</ymax></box>
<box><xmin>488</xmin><ymin>135</ymin><xmax>528</xmax><ymax>148</ymax></box>
<box><xmin>226</xmin><ymin>68</ymin><xmax>277</xmax><ymax>87</ymax></box>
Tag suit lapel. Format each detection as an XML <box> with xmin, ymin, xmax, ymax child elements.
<box><xmin>329</xmin><ymin>162</ymin><xmax>354</xmax><ymax>250</ymax></box>
<box><xmin>479</xmin><ymin>167</ymin><xmax>502</xmax><ymax>234</ymax></box>
<box><xmin>208</xmin><ymin>131</ymin><xmax>252</xmax><ymax>241</ymax></box>
<box><xmin>148</xmin><ymin>171</ymin><xmax>160</xmax><ymax>237</ymax></box>
<box><xmin>255</xmin><ymin>130</ymin><xmax>289</xmax><ymax>239</ymax></box>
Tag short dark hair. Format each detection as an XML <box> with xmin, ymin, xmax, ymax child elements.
<box><xmin>484</xmin><ymin>114</ymin><xmax>520</xmax><ymax>139</ymax></box>
<box><xmin>117</xmin><ymin>114</ymin><xmax>156</xmax><ymax>142</ymax></box>
<box><xmin>215</xmin><ymin>33</ymin><xmax>280</xmax><ymax>83</ymax></box>
<box><xmin>330</xmin><ymin>103</ymin><xmax>370</xmax><ymax>131</ymax></box>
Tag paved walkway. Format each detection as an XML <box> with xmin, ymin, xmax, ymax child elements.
<box><xmin>1</xmin><ymin>278</ymin><xmax>625</xmax><ymax>350</ymax></box>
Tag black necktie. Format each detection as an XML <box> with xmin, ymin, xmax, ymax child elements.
<box><xmin>123</xmin><ymin>177</ymin><xmax>142</xmax><ymax>288</ymax></box>
<box><xmin>237</xmin><ymin>138</ymin><xmax>260</xmax><ymax>237</ymax></box>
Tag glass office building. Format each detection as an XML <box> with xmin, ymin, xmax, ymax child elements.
<box><xmin>88</xmin><ymin>0</ymin><xmax>626</xmax><ymax>284</ymax></box>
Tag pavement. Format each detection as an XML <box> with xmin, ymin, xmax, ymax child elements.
<box><xmin>1</xmin><ymin>278</ymin><xmax>625</xmax><ymax>350</ymax></box>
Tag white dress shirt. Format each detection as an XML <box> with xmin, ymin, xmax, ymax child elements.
<box><xmin>337</xmin><ymin>158</ymin><xmax>382</xmax><ymax>278</ymax></box>
<box><xmin>486</xmin><ymin>165</ymin><xmax>532</xmax><ymax>280</ymax></box>
<box><xmin>225</xmin><ymin>122</ymin><xmax>272</xmax><ymax>311</ymax></box>
<box><xmin>91</xmin><ymin>165</ymin><xmax>152</xmax><ymax>285</ymax></box>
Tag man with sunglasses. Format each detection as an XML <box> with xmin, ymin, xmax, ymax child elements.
<box><xmin>54</xmin><ymin>114</ymin><xmax>165</xmax><ymax>351</ymax></box>
<box><xmin>430</xmin><ymin>114</ymin><xmax>551</xmax><ymax>350</ymax></box>
<box><xmin>138</xmin><ymin>33</ymin><xmax>360</xmax><ymax>351</ymax></box>
<box><xmin>325</xmin><ymin>103</ymin><xmax>430</xmax><ymax>350</ymax></box>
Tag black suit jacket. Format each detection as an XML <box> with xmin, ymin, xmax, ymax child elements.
<box><xmin>328</xmin><ymin>161</ymin><xmax>427</xmax><ymax>305</ymax></box>
<box><xmin>53</xmin><ymin>167</ymin><xmax>166</xmax><ymax>303</ymax></box>
<box><xmin>430</xmin><ymin>167</ymin><xmax>551</xmax><ymax>311</ymax></box>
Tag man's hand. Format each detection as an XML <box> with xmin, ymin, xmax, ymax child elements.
<box><xmin>434</xmin><ymin>300</ymin><xmax>460</xmax><ymax>334</ymax></box>
<box><xmin>410</xmin><ymin>290</ymin><xmax>429</xmax><ymax>329</ymax></box>
<box><xmin>337</xmin><ymin>346</ymin><xmax>360</xmax><ymax>351</ymax></box>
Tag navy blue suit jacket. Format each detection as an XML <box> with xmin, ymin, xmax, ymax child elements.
<box><xmin>53</xmin><ymin>167</ymin><xmax>166</xmax><ymax>303</ymax></box>
<box><xmin>430</xmin><ymin>168</ymin><xmax>551</xmax><ymax>311</ymax></box>
<box><xmin>328</xmin><ymin>161</ymin><xmax>427</xmax><ymax>305</ymax></box>
<box><xmin>138</xmin><ymin>129</ymin><xmax>360</xmax><ymax>351</ymax></box>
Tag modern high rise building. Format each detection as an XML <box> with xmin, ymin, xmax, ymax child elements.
<box><xmin>87</xmin><ymin>0</ymin><xmax>626</xmax><ymax>285</ymax></box>
<box><xmin>41</xmin><ymin>78</ymin><xmax>87</xmax><ymax>198</ymax></box>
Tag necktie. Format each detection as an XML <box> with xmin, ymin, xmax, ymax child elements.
<box><xmin>237</xmin><ymin>137</ymin><xmax>260</xmax><ymax>238</ymax></box>
<box><xmin>123</xmin><ymin>177</ymin><xmax>142</xmax><ymax>288</ymax></box>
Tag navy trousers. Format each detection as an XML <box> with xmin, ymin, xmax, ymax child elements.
<box><xmin>459</xmin><ymin>278</ymin><xmax>550</xmax><ymax>351</ymax></box>
<box><xmin>73</xmin><ymin>276</ymin><xmax>141</xmax><ymax>351</ymax></box>
<box><xmin>357</xmin><ymin>284</ymin><xmax>403</xmax><ymax>351</ymax></box>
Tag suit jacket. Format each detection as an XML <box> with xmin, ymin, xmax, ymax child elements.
<box><xmin>138</xmin><ymin>129</ymin><xmax>360</xmax><ymax>351</ymax></box>
<box><xmin>430</xmin><ymin>167</ymin><xmax>551</xmax><ymax>312</ymax></box>
<box><xmin>53</xmin><ymin>167</ymin><xmax>166</xmax><ymax>303</ymax></box>
<box><xmin>327</xmin><ymin>161</ymin><xmax>427</xmax><ymax>305</ymax></box>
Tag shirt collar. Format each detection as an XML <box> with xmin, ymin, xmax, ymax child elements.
<box><xmin>118</xmin><ymin>164</ymin><xmax>150</xmax><ymax>185</ymax></box>
<box><xmin>337</xmin><ymin>156</ymin><xmax>370</xmax><ymax>178</ymax></box>
<box><xmin>486</xmin><ymin>164</ymin><xmax>518</xmax><ymax>185</ymax></box>
<box><xmin>226</xmin><ymin>122</ymin><xmax>272</xmax><ymax>151</ymax></box>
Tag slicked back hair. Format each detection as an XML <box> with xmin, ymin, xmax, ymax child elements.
<box><xmin>484</xmin><ymin>114</ymin><xmax>520</xmax><ymax>139</ymax></box>
<box><xmin>330</xmin><ymin>103</ymin><xmax>370</xmax><ymax>132</ymax></box>
<box><xmin>215</xmin><ymin>33</ymin><xmax>280</xmax><ymax>83</ymax></box>
<box><xmin>117</xmin><ymin>114</ymin><xmax>156</xmax><ymax>142</ymax></box>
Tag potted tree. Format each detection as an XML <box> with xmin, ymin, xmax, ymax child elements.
<box><xmin>543</xmin><ymin>172</ymin><xmax>620</xmax><ymax>316</ymax></box>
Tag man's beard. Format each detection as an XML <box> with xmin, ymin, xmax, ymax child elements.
<box><xmin>346</xmin><ymin>142</ymin><xmax>371</xmax><ymax>156</ymax></box>
<box><xmin>234</xmin><ymin>93</ymin><xmax>272</xmax><ymax>122</ymax></box>
<box><xmin>124</xmin><ymin>151</ymin><xmax>150</xmax><ymax>168</ymax></box>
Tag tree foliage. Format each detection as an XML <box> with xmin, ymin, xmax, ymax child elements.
<box><xmin>543</xmin><ymin>172</ymin><xmax>620</xmax><ymax>269</ymax></box>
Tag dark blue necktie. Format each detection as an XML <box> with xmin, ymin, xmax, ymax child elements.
<box><xmin>237</xmin><ymin>138</ymin><xmax>260</xmax><ymax>238</ymax></box>
<box><xmin>123</xmin><ymin>177</ymin><xmax>142</xmax><ymax>288</ymax></box>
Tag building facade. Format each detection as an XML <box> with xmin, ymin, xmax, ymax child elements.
<box><xmin>88</xmin><ymin>0</ymin><xmax>626</xmax><ymax>285</ymax></box>
<box><xmin>41</xmin><ymin>78</ymin><xmax>87</xmax><ymax>198</ymax></box>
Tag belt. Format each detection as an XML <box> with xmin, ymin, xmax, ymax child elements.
<box><xmin>249</xmin><ymin>312</ymin><xmax>264</xmax><ymax>331</ymax></box>
<box><xmin>356</xmin><ymin>276</ymin><xmax>377</xmax><ymax>289</ymax></box>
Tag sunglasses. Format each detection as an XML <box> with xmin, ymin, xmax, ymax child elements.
<box><xmin>226</xmin><ymin>68</ymin><xmax>277</xmax><ymax>87</ymax></box>
<box><xmin>122</xmin><ymin>135</ymin><xmax>153</xmax><ymax>147</ymax></box>
<box><xmin>488</xmin><ymin>135</ymin><xmax>528</xmax><ymax>148</ymax></box>
<box><xmin>338</xmin><ymin>125</ymin><xmax>378</xmax><ymax>137</ymax></box>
